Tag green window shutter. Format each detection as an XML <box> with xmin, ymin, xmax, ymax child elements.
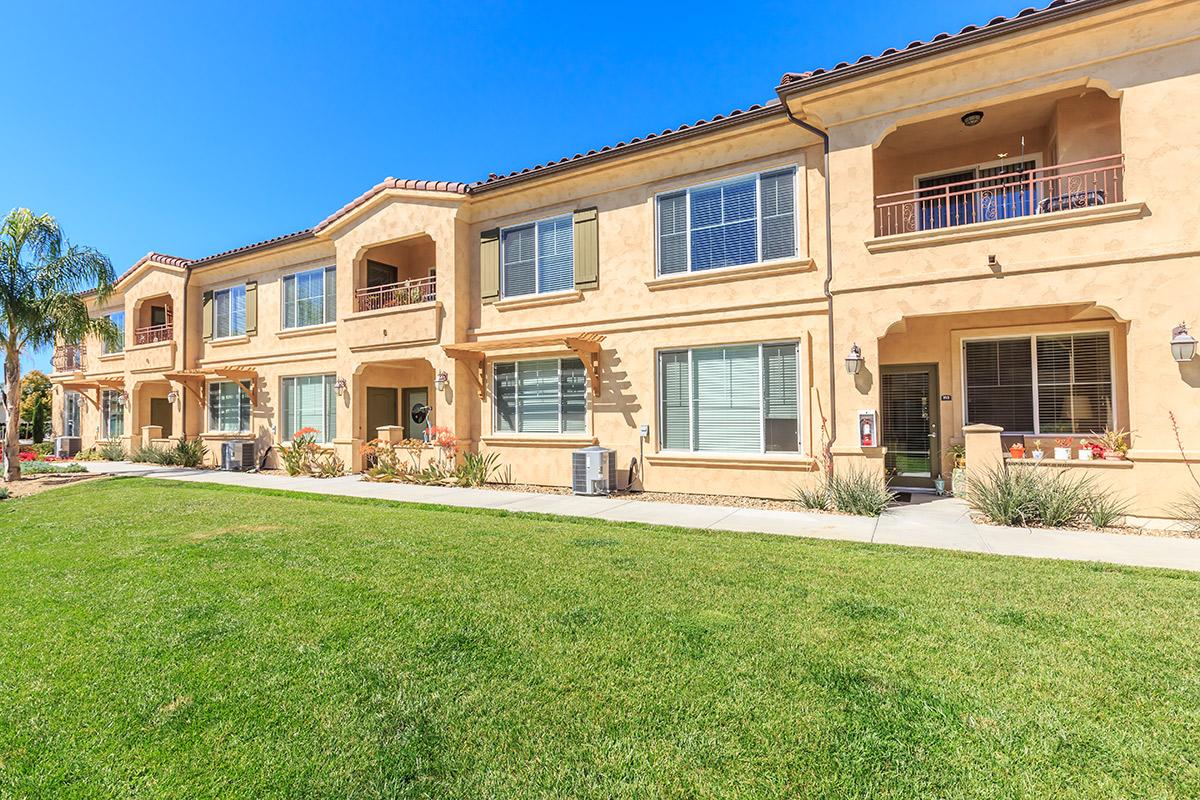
<box><xmin>480</xmin><ymin>228</ymin><xmax>500</xmax><ymax>304</ymax></box>
<box><xmin>202</xmin><ymin>291</ymin><xmax>213</xmax><ymax>340</ymax></box>
<box><xmin>244</xmin><ymin>281</ymin><xmax>258</xmax><ymax>335</ymax></box>
<box><xmin>323</xmin><ymin>267</ymin><xmax>337</xmax><ymax>323</ymax></box>
<box><xmin>573</xmin><ymin>208</ymin><xmax>598</xmax><ymax>290</ymax></box>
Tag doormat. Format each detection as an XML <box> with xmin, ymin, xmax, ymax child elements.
<box><xmin>893</xmin><ymin>492</ymin><xmax>912</xmax><ymax>503</ymax></box>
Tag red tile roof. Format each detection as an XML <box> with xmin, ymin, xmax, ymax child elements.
<box><xmin>312</xmin><ymin>177</ymin><xmax>471</xmax><ymax>233</ymax></box>
<box><xmin>188</xmin><ymin>228</ymin><xmax>315</xmax><ymax>267</ymax></box>
<box><xmin>82</xmin><ymin>251</ymin><xmax>191</xmax><ymax>296</ymax></box>
<box><xmin>778</xmin><ymin>0</ymin><xmax>1130</xmax><ymax>93</ymax></box>
<box><xmin>469</xmin><ymin>100</ymin><xmax>783</xmax><ymax>192</ymax></box>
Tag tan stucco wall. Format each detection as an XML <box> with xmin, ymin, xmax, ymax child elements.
<box><xmin>49</xmin><ymin>0</ymin><xmax>1200</xmax><ymax>517</ymax></box>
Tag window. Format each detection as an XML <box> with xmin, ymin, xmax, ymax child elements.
<box><xmin>65</xmin><ymin>391</ymin><xmax>81</xmax><ymax>437</ymax></box>
<box><xmin>213</xmin><ymin>285</ymin><xmax>247</xmax><ymax>339</ymax></box>
<box><xmin>493</xmin><ymin>358</ymin><xmax>586</xmax><ymax>434</ymax></box>
<box><xmin>208</xmin><ymin>381</ymin><xmax>251</xmax><ymax>433</ymax></box>
<box><xmin>658</xmin><ymin>342</ymin><xmax>800</xmax><ymax>453</ymax></box>
<box><xmin>282</xmin><ymin>375</ymin><xmax>337</xmax><ymax>443</ymax></box>
<box><xmin>101</xmin><ymin>390</ymin><xmax>124</xmax><ymax>438</ymax></box>
<box><xmin>963</xmin><ymin>332</ymin><xmax>1113</xmax><ymax>434</ymax></box>
<box><xmin>282</xmin><ymin>267</ymin><xmax>336</xmax><ymax>329</ymax></box>
<box><xmin>656</xmin><ymin>167</ymin><xmax>796</xmax><ymax>275</ymax></box>
<box><xmin>102</xmin><ymin>311</ymin><xmax>125</xmax><ymax>354</ymax></box>
<box><xmin>501</xmin><ymin>215</ymin><xmax>573</xmax><ymax>298</ymax></box>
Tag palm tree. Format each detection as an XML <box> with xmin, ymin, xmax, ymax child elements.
<box><xmin>0</xmin><ymin>209</ymin><xmax>116</xmax><ymax>481</ymax></box>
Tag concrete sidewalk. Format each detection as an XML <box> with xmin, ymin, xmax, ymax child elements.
<box><xmin>81</xmin><ymin>462</ymin><xmax>1200</xmax><ymax>573</ymax></box>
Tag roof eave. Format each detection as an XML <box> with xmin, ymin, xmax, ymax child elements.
<box><xmin>776</xmin><ymin>0</ymin><xmax>1134</xmax><ymax>99</ymax></box>
<box><xmin>470</xmin><ymin>104</ymin><xmax>787</xmax><ymax>195</ymax></box>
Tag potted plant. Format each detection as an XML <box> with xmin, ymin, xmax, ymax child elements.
<box><xmin>1077</xmin><ymin>439</ymin><xmax>1093</xmax><ymax>460</ymax></box>
<box><xmin>945</xmin><ymin>444</ymin><xmax>967</xmax><ymax>497</ymax></box>
<box><xmin>1091</xmin><ymin>427</ymin><xmax>1132</xmax><ymax>460</ymax></box>
<box><xmin>1053</xmin><ymin>438</ymin><xmax>1073</xmax><ymax>460</ymax></box>
<box><xmin>1030</xmin><ymin>439</ymin><xmax>1044</xmax><ymax>460</ymax></box>
<box><xmin>934</xmin><ymin>475</ymin><xmax>946</xmax><ymax>495</ymax></box>
<box><xmin>1009</xmin><ymin>442</ymin><xmax>1026</xmax><ymax>459</ymax></box>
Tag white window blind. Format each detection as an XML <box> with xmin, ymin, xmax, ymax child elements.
<box><xmin>660</xmin><ymin>342</ymin><xmax>800</xmax><ymax>454</ymax></box>
<box><xmin>283</xmin><ymin>267</ymin><xmax>335</xmax><ymax>329</ymax></box>
<box><xmin>501</xmin><ymin>215</ymin><xmax>573</xmax><ymax>298</ymax></box>
<box><xmin>282</xmin><ymin>375</ymin><xmax>337</xmax><ymax>443</ymax></box>
<box><xmin>964</xmin><ymin>333</ymin><xmax>1113</xmax><ymax>434</ymax></box>
<box><xmin>208</xmin><ymin>381</ymin><xmax>251</xmax><ymax>433</ymax></box>
<box><xmin>492</xmin><ymin>358</ymin><xmax>586</xmax><ymax>434</ymax></box>
<box><xmin>656</xmin><ymin>167</ymin><xmax>797</xmax><ymax>275</ymax></box>
<box><xmin>213</xmin><ymin>285</ymin><xmax>247</xmax><ymax>339</ymax></box>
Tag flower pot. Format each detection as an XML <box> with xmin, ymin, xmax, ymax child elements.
<box><xmin>1031</xmin><ymin>450</ymin><xmax>1044</xmax><ymax>460</ymax></box>
<box><xmin>951</xmin><ymin>467</ymin><xmax>967</xmax><ymax>497</ymax></box>
<box><xmin>934</xmin><ymin>477</ymin><xmax>946</xmax><ymax>496</ymax></box>
<box><xmin>1054</xmin><ymin>447</ymin><xmax>1072</xmax><ymax>460</ymax></box>
<box><xmin>1009</xmin><ymin>444</ymin><xmax>1025</xmax><ymax>459</ymax></box>
<box><xmin>1077</xmin><ymin>449</ymin><xmax>1093</xmax><ymax>461</ymax></box>
<box><xmin>1104</xmin><ymin>452</ymin><xmax>1126</xmax><ymax>461</ymax></box>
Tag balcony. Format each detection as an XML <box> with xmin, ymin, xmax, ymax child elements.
<box><xmin>874</xmin><ymin>155</ymin><xmax>1124</xmax><ymax>237</ymax></box>
<box><xmin>52</xmin><ymin>345</ymin><xmax>85</xmax><ymax>373</ymax></box>
<box><xmin>354</xmin><ymin>276</ymin><xmax>437</xmax><ymax>313</ymax></box>
<box><xmin>133</xmin><ymin>323</ymin><xmax>173</xmax><ymax>346</ymax></box>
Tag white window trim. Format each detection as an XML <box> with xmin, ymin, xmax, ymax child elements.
<box><xmin>498</xmin><ymin>215</ymin><xmax>574</xmax><ymax>300</ymax></box>
<box><xmin>654</xmin><ymin>166</ymin><xmax>799</xmax><ymax>277</ymax></box>
<box><xmin>206</xmin><ymin>380</ymin><xmax>252</xmax><ymax>434</ymax></box>
<box><xmin>211</xmin><ymin>283</ymin><xmax>247</xmax><ymax>340</ymax></box>
<box><xmin>280</xmin><ymin>373</ymin><xmax>337</xmax><ymax>444</ymax></box>
<box><xmin>281</xmin><ymin>265</ymin><xmax>335</xmax><ymax>330</ymax></box>
<box><xmin>491</xmin><ymin>357</ymin><xmax>589</xmax><ymax>436</ymax></box>
<box><xmin>655</xmin><ymin>340</ymin><xmax>804</xmax><ymax>456</ymax></box>
<box><xmin>960</xmin><ymin>329</ymin><xmax>1117</xmax><ymax>435</ymax></box>
<box><xmin>101</xmin><ymin>389</ymin><xmax>125</xmax><ymax>438</ymax></box>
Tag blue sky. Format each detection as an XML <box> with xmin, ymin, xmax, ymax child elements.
<box><xmin>5</xmin><ymin>0</ymin><xmax>1012</xmax><ymax>373</ymax></box>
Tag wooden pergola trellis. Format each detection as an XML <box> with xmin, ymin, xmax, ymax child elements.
<box><xmin>443</xmin><ymin>332</ymin><xmax>605</xmax><ymax>398</ymax></box>
<box><xmin>163</xmin><ymin>366</ymin><xmax>259</xmax><ymax>406</ymax></box>
<box><xmin>60</xmin><ymin>376</ymin><xmax>125</xmax><ymax>410</ymax></box>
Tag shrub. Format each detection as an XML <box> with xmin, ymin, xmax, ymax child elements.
<box><xmin>21</xmin><ymin>461</ymin><xmax>87</xmax><ymax>475</ymax></box>
<box><xmin>0</xmin><ymin>486</ymin><xmax>8</xmax><ymax>500</ymax></box>
<box><xmin>131</xmin><ymin>445</ymin><xmax>166</xmax><ymax>464</ymax></box>
<box><xmin>1172</xmin><ymin>492</ymin><xmax>1200</xmax><ymax>534</ymax></box>
<box><xmin>1029</xmin><ymin>468</ymin><xmax>1097</xmax><ymax>528</ymax></box>
<box><xmin>965</xmin><ymin>463</ymin><xmax>1040</xmax><ymax>526</ymax></box>
<box><xmin>279</xmin><ymin>428</ymin><xmax>320</xmax><ymax>476</ymax></box>
<box><xmin>793</xmin><ymin>481</ymin><xmax>830</xmax><ymax>511</ymax></box>
<box><xmin>74</xmin><ymin>447</ymin><xmax>102</xmax><ymax>462</ymax></box>
<box><xmin>169</xmin><ymin>438</ymin><xmax>208</xmax><ymax>468</ymax></box>
<box><xmin>310</xmin><ymin>450</ymin><xmax>345</xmax><ymax>478</ymax></box>
<box><xmin>98</xmin><ymin>441</ymin><xmax>127</xmax><ymax>462</ymax></box>
<box><xmin>1087</xmin><ymin>491</ymin><xmax>1132</xmax><ymax>529</ymax></box>
<box><xmin>826</xmin><ymin>468</ymin><xmax>895</xmax><ymax>517</ymax></box>
<box><xmin>454</xmin><ymin>451</ymin><xmax>501</xmax><ymax>487</ymax></box>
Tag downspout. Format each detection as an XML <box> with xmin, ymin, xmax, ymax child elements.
<box><xmin>783</xmin><ymin>106</ymin><xmax>837</xmax><ymax>465</ymax></box>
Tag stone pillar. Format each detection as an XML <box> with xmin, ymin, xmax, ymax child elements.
<box><xmin>376</xmin><ymin>425</ymin><xmax>405</xmax><ymax>444</ymax></box>
<box><xmin>963</xmin><ymin>423</ymin><xmax>1005</xmax><ymax>491</ymax></box>
<box><xmin>141</xmin><ymin>425</ymin><xmax>163</xmax><ymax>447</ymax></box>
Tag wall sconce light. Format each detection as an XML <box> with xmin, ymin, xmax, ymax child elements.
<box><xmin>845</xmin><ymin>343</ymin><xmax>864</xmax><ymax>375</ymax></box>
<box><xmin>434</xmin><ymin>370</ymin><xmax>449</xmax><ymax>391</ymax></box>
<box><xmin>166</xmin><ymin>390</ymin><xmax>179</xmax><ymax>404</ymax></box>
<box><xmin>1171</xmin><ymin>323</ymin><xmax>1197</xmax><ymax>363</ymax></box>
<box><xmin>960</xmin><ymin>110</ymin><xmax>984</xmax><ymax>127</ymax></box>
<box><xmin>333</xmin><ymin>377</ymin><xmax>348</xmax><ymax>395</ymax></box>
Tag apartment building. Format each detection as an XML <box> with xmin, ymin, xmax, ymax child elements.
<box><xmin>51</xmin><ymin>0</ymin><xmax>1200</xmax><ymax>517</ymax></box>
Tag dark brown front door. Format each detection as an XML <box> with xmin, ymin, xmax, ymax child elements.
<box><xmin>365</xmin><ymin>387</ymin><xmax>398</xmax><ymax>441</ymax></box>
<box><xmin>401</xmin><ymin>387</ymin><xmax>429</xmax><ymax>441</ymax></box>
<box><xmin>881</xmin><ymin>364</ymin><xmax>940</xmax><ymax>490</ymax></box>
<box><xmin>150</xmin><ymin>397</ymin><xmax>173</xmax><ymax>437</ymax></box>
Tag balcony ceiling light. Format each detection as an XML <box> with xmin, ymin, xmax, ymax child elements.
<box><xmin>960</xmin><ymin>110</ymin><xmax>984</xmax><ymax>127</ymax></box>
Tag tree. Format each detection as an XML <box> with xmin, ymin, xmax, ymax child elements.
<box><xmin>20</xmin><ymin>370</ymin><xmax>52</xmax><ymax>443</ymax></box>
<box><xmin>1</xmin><ymin>209</ymin><xmax>115</xmax><ymax>480</ymax></box>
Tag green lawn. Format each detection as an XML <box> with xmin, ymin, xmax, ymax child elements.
<box><xmin>2</xmin><ymin>479</ymin><xmax>1198</xmax><ymax>799</ymax></box>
